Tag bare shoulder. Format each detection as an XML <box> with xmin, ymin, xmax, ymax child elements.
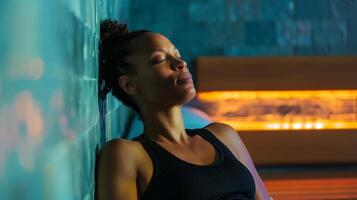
<box><xmin>98</xmin><ymin>138</ymin><xmax>142</xmax><ymax>165</ymax></box>
<box><xmin>203</xmin><ymin>122</ymin><xmax>240</xmax><ymax>140</ymax></box>
<box><xmin>96</xmin><ymin>138</ymin><xmax>142</xmax><ymax>200</ymax></box>
<box><xmin>203</xmin><ymin>122</ymin><xmax>247</xmax><ymax>158</ymax></box>
<box><xmin>102</xmin><ymin>138</ymin><xmax>141</xmax><ymax>151</ymax></box>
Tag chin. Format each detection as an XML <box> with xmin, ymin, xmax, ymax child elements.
<box><xmin>156</xmin><ymin>85</ymin><xmax>197</xmax><ymax>106</ymax></box>
<box><xmin>179</xmin><ymin>88</ymin><xmax>197</xmax><ymax>105</ymax></box>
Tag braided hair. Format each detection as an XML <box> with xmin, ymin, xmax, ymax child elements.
<box><xmin>99</xmin><ymin>19</ymin><xmax>151</xmax><ymax>116</ymax></box>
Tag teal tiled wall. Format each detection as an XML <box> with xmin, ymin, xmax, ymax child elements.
<box><xmin>0</xmin><ymin>1</ymin><xmax>212</xmax><ymax>199</ymax></box>
<box><xmin>0</xmin><ymin>0</ymin><xmax>131</xmax><ymax>199</ymax></box>
<box><xmin>129</xmin><ymin>0</ymin><xmax>357</xmax><ymax>67</ymax></box>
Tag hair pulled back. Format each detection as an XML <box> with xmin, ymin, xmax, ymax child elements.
<box><xmin>99</xmin><ymin>19</ymin><xmax>150</xmax><ymax>116</ymax></box>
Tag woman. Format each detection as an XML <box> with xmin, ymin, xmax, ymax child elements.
<box><xmin>96</xmin><ymin>19</ymin><xmax>271</xmax><ymax>200</ymax></box>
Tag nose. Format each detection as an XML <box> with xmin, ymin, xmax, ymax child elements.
<box><xmin>171</xmin><ymin>57</ymin><xmax>187</xmax><ymax>71</ymax></box>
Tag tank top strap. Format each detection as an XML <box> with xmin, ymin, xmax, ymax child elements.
<box><xmin>132</xmin><ymin>134</ymin><xmax>160</xmax><ymax>169</ymax></box>
<box><xmin>132</xmin><ymin>133</ymin><xmax>189</xmax><ymax>171</ymax></box>
<box><xmin>133</xmin><ymin>130</ymin><xmax>203</xmax><ymax>167</ymax></box>
<box><xmin>132</xmin><ymin>135</ymin><xmax>165</xmax><ymax>169</ymax></box>
<box><xmin>132</xmin><ymin>135</ymin><xmax>161</xmax><ymax>196</ymax></box>
<box><xmin>192</xmin><ymin>128</ymin><xmax>240</xmax><ymax>162</ymax></box>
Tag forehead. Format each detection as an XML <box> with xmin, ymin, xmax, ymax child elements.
<box><xmin>130</xmin><ymin>32</ymin><xmax>175</xmax><ymax>54</ymax></box>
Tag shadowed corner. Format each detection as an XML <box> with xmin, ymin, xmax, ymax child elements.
<box><xmin>94</xmin><ymin>144</ymin><xmax>101</xmax><ymax>200</ymax></box>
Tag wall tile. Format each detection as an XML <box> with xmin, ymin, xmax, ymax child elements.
<box><xmin>261</xmin><ymin>0</ymin><xmax>295</xmax><ymax>20</ymax></box>
<box><xmin>225</xmin><ymin>45</ymin><xmax>294</xmax><ymax>56</ymax></box>
<box><xmin>294</xmin><ymin>0</ymin><xmax>333</xmax><ymax>19</ymax></box>
<box><xmin>311</xmin><ymin>20</ymin><xmax>347</xmax><ymax>46</ymax></box>
<box><xmin>225</xmin><ymin>0</ymin><xmax>242</xmax><ymax>22</ymax></box>
<box><xmin>188</xmin><ymin>0</ymin><xmax>226</xmax><ymax>22</ymax></box>
<box><xmin>331</xmin><ymin>0</ymin><xmax>357</xmax><ymax>19</ymax></box>
<box><xmin>347</xmin><ymin>19</ymin><xmax>357</xmax><ymax>46</ymax></box>
<box><xmin>276</xmin><ymin>20</ymin><xmax>312</xmax><ymax>46</ymax></box>
<box><xmin>244</xmin><ymin>21</ymin><xmax>277</xmax><ymax>46</ymax></box>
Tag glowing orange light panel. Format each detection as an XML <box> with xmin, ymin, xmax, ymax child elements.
<box><xmin>197</xmin><ymin>90</ymin><xmax>357</xmax><ymax>130</ymax></box>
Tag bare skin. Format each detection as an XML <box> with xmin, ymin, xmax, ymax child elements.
<box><xmin>96</xmin><ymin>32</ymin><xmax>271</xmax><ymax>200</ymax></box>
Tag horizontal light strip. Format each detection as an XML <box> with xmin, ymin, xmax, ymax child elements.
<box><xmin>198</xmin><ymin>90</ymin><xmax>357</xmax><ymax>130</ymax></box>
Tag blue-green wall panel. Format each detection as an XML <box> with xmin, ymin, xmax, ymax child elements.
<box><xmin>0</xmin><ymin>0</ymin><xmax>130</xmax><ymax>199</ymax></box>
<box><xmin>0</xmin><ymin>1</ymin><xmax>211</xmax><ymax>199</ymax></box>
<box><xmin>129</xmin><ymin>0</ymin><xmax>357</xmax><ymax>68</ymax></box>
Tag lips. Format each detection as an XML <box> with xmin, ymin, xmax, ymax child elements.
<box><xmin>176</xmin><ymin>73</ymin><xmax>193</xmax><ymax>85</ymax></box>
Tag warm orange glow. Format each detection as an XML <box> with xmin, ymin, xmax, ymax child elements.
<box><xmin>265</xmin><ymin>178</ymin><xmax>357</xmax><ymax>199</ymax></box>
<box><xmin>198</xmin><ymin>90</ymin><xmax>357</xmax><ymax>130</ymax></box>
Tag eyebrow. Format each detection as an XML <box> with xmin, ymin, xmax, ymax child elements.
<box><xmin>149</xmin><ymin>47</ymin><xmax>179</xmax><ymax>56</ymax></box>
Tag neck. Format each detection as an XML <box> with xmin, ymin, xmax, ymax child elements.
<box><xmin>140</xmin><ymin>105</ymin><xmax>191</xmax><ymax>145</ymax></box>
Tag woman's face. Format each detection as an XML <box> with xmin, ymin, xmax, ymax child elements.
<box><xmin>124</xmin><ymin>32</ymin><xmax>196</xmax><ymax>108</ymax></box>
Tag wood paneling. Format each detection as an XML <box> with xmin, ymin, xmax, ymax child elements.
<box><xmin>196</xmin><ymin>56</ymin><xmax>357</xmax><ymax>91</ymax></box>
<box><xmin>196</xmin><ymin>56</ymin><xmax>357</xmax><ymax>164</ymax></box>
<box><xmin>239</xmin><ymin>130</ymin><xmax>357</xmax><ymax>165</ymax></box>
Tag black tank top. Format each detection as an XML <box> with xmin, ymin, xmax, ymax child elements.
<box><xmin>132</xmin><ymin>128</ymin><xmax>256</xmax><ymax>200</ymax></box>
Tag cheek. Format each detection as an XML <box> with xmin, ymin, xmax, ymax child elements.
<box><xmin>139</xmin><ymin>72</ymin><xmax>174</xmax><ymax>95</ymax></box>
<box><xmin>160</xmin><ymin>75</ymin><xmax>175</xmax><ymax>87</ymax></box>
<box><xmin>148</xmin><ymin>69</ymin><xmax>174</xmax><ymax>89</ymax></box>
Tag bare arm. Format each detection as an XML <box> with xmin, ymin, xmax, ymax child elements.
<box><xmin>96</xmin><ymin>139</ymin><xmax>139</xmax><ymax>200</ymax></box>
<box><xmin>206</xmin><ymin>122</ymin><xmax>271</xmax><ymax>200</ymax></box>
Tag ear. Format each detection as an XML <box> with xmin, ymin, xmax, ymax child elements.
<box><xmin>118</xmin><ymin>75</ymin><xmax>140</xmax><ymax>95</ymax></box>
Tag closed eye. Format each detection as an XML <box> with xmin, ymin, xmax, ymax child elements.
<box><xmin>150</xmin><ymin>57</ymin><xmax>168</xmax><ymax>65</ymax></box>
<box><xmin>158</xmin><ymin>58</ymin><xmax>168</xmax><ymax>63</ymax></box>
<box><xmin>149</xmin><ymin>49</ymin><xmax>184</xmax><ymax>64</ymax></box>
